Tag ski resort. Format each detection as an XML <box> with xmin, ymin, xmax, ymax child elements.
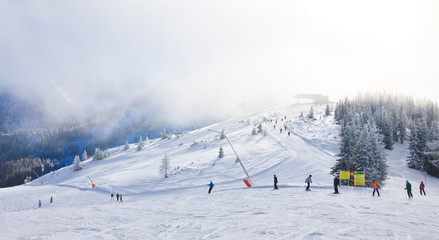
<box><xmin>1</xmin><ymin>104</ymin><xmax>438</xmax><ymax>239</ymax></box>
<box><xmin>1</xmin><ymin>1</ymin><xmax>439</xmax><ymax>239</ymax></box>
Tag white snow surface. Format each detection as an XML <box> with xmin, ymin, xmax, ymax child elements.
<box><xmin>1</xmin><ymin>104</ymin><xmax>438</xmax><ymax>240</ymax></box>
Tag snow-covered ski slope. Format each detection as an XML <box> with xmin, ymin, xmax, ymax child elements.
<box><xmin>1</xmin><ymin>104</ymin><xmax>439</xmax><ymax>240</ymax></box>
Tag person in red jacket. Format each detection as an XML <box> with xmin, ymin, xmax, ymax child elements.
<box><xmin>420</xmin><ymin>181</ymin><xmax>426</xmax><ymax>195</ymax></box>
<box><xmin>371</xmin><ymin>180</ymin><xmax>380</xmax><ymax>197</ymax></box>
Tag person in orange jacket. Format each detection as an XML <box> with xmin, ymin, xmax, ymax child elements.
<box><xmin>371</xmin><ymin>180</ymin><xmax>380</xmax><ymax>197</ymax></box>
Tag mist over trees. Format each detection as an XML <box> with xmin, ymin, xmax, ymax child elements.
<box><xmin>0</xmin><ymin>91</ymin><xmax>190</xmax><ymax>187</ymax></box>
<box><xmin>332</xmin><ymin>93</ymin><xmax>439</xmax><ymax>182</ymax></box>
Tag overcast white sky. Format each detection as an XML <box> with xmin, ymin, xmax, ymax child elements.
<box><xmin>1</xmin><ymin>1</ymin><xmax>439</xmax><ymax>123</ymax></box>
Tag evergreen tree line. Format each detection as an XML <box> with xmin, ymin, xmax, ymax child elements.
<box><xmin>332</xmin><ymin>93</ymin><xmax>439</xmax><ymax>184</ymax></box>
<box><xmin>0</xmin><ymin>157</ymin><xmax>51</xmax><ymax>187</ymax></box>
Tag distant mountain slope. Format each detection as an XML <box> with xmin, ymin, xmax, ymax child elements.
<box><xmin>0</xmin><ymin>91</ymin><xmax>206</xmax><ymax>187</ymax></box>
<box><xmin>35</xmin><ymin>104</ymin><xmax>337</xmax><ymax>193</ymax></box>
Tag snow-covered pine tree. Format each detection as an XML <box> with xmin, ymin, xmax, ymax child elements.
<box><xmin>422</xmin><ymin>120</ymin><xmax>439</xmax><ymax>175</ymax></box>
<box><xmin>93</xmin><ymin>148</ymin><xmax>105</xmax><ymax>160</ymax></box>
<box><xmin>73</xmin><ymin>155</ymin><xmax>82</xmax><ymax>171</ymax></box>
<box><xmin>218</xmin><ymin>146</ymin><xmax>224</xmax><ymax>158</ymax></box>
<box><xmin>137</xmin><ymin>137</ymin><xmax>144</xmax><ymax>151</ymax></box>
<box><xmin>220</xmin><ymin>129</ymin><xmax>226</xmax><ymax>140</ymax></box>
<box><xmin>93</xmin><ymin>148</ymin><xmax>100</xmax><ymax>160</ymax></box>
<box><xmin>368</xmin><ymin>122</ymin><xmax>388</xmax><ymax>184</ymax></box>
<box><xmin>325</xmin><ymin>104</ymin><xmax>331</xmax><ymax>116</ymax></box>
<box><xmin>374</xmin><ymin>107</ymin><xmax>394</xmax><ymax>150</ymax></box>
<box><xmin>161</xmin><ymin>129</ymin><xmax>169</xmax><ymax>139</ymax></box>
<box><xmin>308</xmin><ymin>106</ymin><xmax>315</xmax><ymax>119</ymax></box>
<box><xmin>160</xmin><ymin>153</ymin><xmax>170</xmax><ymax>178</ymax></box>
<box><xmin>124</xmin><ymin>141</ymin><xmax>130</xmax><ymax>150</ymax></box>
<box><xmin>397</xmin><ymin>106</ymin><xmax>409</xmax><ymax>143</ymax></box>
<box><xmin>353</xmin><ymin>122</ymin><xmax>387</xmax><ymax>185</ymax></box>
<box><xmin>81</xmin><ymin>149</ymin><xmax>88</xmax><ymax>162</ymax></box>
<box><xmin>332</xmin><ymin>120</ymin><xmax>360</xmax><ymax>174</ymax></box>
<box><xmin>425</xmin><ymin>139</ymin><xmax>439</xmax><ymax>177</ymax></box>
<box><xmin>408</xmin><ymin>117</ymin><xmax>428</xmax><ymax>170</ymax></box>
<box><xmin>258</xmin><ymin>123</ymin><xmax>263</xmax><ymax>132</ymax></box>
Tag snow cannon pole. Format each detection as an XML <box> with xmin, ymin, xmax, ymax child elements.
<box><xmin>88</xmin><ymin>176</ymin><xmax>96</xmax><ymax>188</ymax></box>
<box><xmin>32</xmin><ymin>170</ymin><xmax>43</xmax><ymax>184</ymax></box>
<box><xmin>208</xmin><ymin>129</ymin><xmax>255</xmax><ymax>187</ymax></box>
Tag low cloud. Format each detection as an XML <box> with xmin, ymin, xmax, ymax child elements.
<box><xmin>1</xmin><ymin>0</ymin><xmax>438</xmax><ymax>128</ymax></box>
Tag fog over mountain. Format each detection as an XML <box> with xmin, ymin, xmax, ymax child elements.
<box><xmin>1</xmin><ymin>0</ymin><xmax>439</xmax><ymax>128</ymax></box>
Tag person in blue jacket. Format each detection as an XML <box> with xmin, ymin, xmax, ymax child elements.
<box><xmin>305</xmin><ymin>175</ymin><xmax>312</xmax><ymax>191</ymax></box>
<box><xmin>208</xmin><ymin>181</ymin><xmax>214</xmax><ymax>194</ymax></box>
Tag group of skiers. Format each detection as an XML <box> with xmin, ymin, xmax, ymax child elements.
<box><xmin>38</xmin><ymin>196</ymin><xmax>53</xmax><ymax>208</ymax></box>
<box><xmin>269</xmin><ymin>174</ymin><xmax>428</xmax><ymax>198</ymax></box>
<box><xmin>110</xmin><ymin>193</ymin><xmax>123</xmax><ymax>202</ymax></box>
<box><xmin>404</xmin><ymin>180</ymin><xmax>426</xmax><ymax>198</ymax></box>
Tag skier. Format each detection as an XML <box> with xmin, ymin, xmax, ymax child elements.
<box><xmin>274</xmin><ymin>174</ymin><xmax>278</xmax><ymax>189</ymax></box>
<box><xmin>111</xmin><ymin>193</ymin><xmax>114</xmax><ymax>201</ymax></box>
<box><xmin>38</xmin><ymin>199</ymin><xmax>42</xmax><ymax>208</ymax></box>
<box><xmin>50</xmin><ymin>196</ymin><xmax>53</xmax><ymax>204</ymax></box>
<box><xmin>116</xmin><ymin>193</ymin><xmax>120</xmax><ymax>201</ymax></box>
<box><xmin>404</xmin><ymin>180</ymin><xmax>413</xmax><ymax>198</ymax></box>
<box><xmin>420</xmin><ymin>181</ymin><xmax>426</xmax><ymax>195</ymax></box>
<box><xmin>371</xmin><ymin>180</ymin><xmax>380</xmax><ymax>197</ymax></box>
<box><xmin>305</xmin><ymin>175</ymin><xmax>312</xmax><ymax>191</ymax></box>
<box><xmin>120</xmin><ymin>194</ymin><xmax>123</xmax><ymax>202</ymax></box>
<box><xmin>208</xmin><ymin>181</ymin><xmax>214</xmax><ymax>194</ymax></box>
<box><xmin>333</xmin><ymin>176</ymin><xmax>340</xmax><ymax>194</ymax></box>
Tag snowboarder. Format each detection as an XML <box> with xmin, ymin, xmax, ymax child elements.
<box><xmin>208</xmin><ymin>181</ymin><xmax>214</xmax><ymax>194</ymax></box>
<box><xmin>305</xmin><ymin>175</ymin><xmax>312</xmax><ymax>191</ymax></box>
<box><xmin>404</xmin><ymin>180</ymin><xmax>413</xmax><ymax>198</ymax></box>
<box><xmin>274</xmin><ymin>174</ymin><xmax>278</xmax><ymax>189</ymax></box>
<box><xmin>116</xmin><ymin>193</ymin><xmax>120</xmax><ymax>201</ymax></box>
<box><xmin>50</xmin><ymin>196</ymin><xmax>53</xmax><ymax>204</ymax></box>
<box><xmin>38</xmin><ymin>199</ymin><xmax>42</xmax><ymax>208</ymax></box>
<box><xmin>420</xmin><ymin>181</ymin><xmax>426</xmax><ymax>195</ymax></box>
<box><xmin>371</xmin><ymin>180</ymin><xmax>380</xmax><ymax>197</ymax></box>
<box><xmin>111</xmin><ymin>193</ymin><xmax>114</xmax><ymax>201</ymax></box>
<box><xmin>333</xmin><ymin>176</ymin><xmax>340</xmax><ymax>194</ymax></box>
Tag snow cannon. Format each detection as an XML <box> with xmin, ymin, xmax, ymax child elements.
<box><xmin>243</xmin><ymin>178</ymin><xmax>254</xmax><ymax>187</ymax></box>
<box><xmin>88</xmin><ymin>176</ymin><xmax>96</xmax><ymax>189</ymax></box>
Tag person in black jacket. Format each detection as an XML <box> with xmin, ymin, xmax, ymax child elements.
<box><xmin>274</xmin><ymin>174</ymin><xmax>278</xmax><ymax>189</ymax></box>
<box><xmin>333</xmin><ymin>176</ymin><xmax>340</xmax><ymax>194</ymax></box>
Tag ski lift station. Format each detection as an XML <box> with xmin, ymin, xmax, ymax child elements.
<box><xmin>294</xmin><ymin>94</ymin><xmax>329</xmax><ymax>104</ymax></box>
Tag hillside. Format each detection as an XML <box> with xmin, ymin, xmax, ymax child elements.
<box><xmin>1</xmin><ymin>104</ymin><xmax>438</xmax><ymax>240</ymax></box>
